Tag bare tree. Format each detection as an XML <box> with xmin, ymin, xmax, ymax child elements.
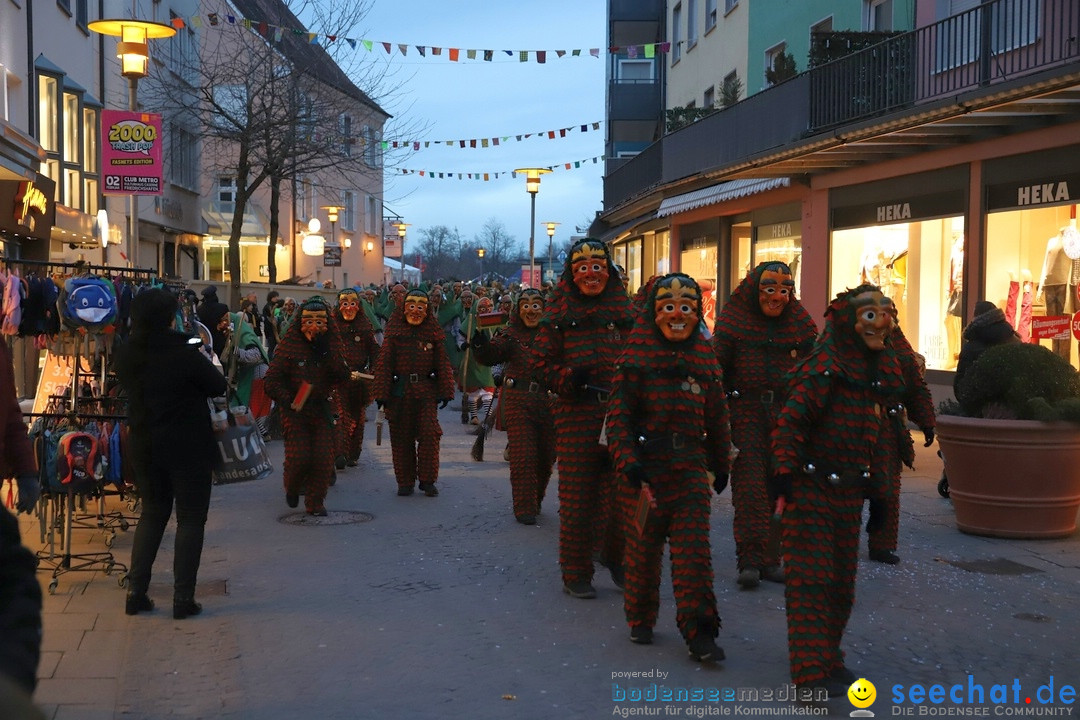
<box><xmin>474</xmin><ymin>218</ymin><xmax>521</xmax><ymax>268</ymax></box>
<box><xmin>414</xmin><ymin>225</ymin><xmax>464</xmax><ymax>281</ymax></box>
<box><xmin>144</xmin><ymin>0</ymin><xmax>397</xmax><ymax>290</ymax></box>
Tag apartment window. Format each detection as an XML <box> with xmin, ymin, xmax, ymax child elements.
<box><xmin>866</xmin><ymin>0</ymin><xmax>894</xmax><ymax>31</ymax></box>
<box><xmin>218</xmin><ymin>176</ymin><xmax>236</xmax><ymax>212</ymax></box>
<box><xmin>811</xmin><ymin>16</ymin><xmax>834</xmax><ymax>36</ymax></box>
<box><xmin>672</xmin><ymin>4</ymin><xmax>683</xmax><ymax>63</ymax></box>
<box><xmin>764</xmin><ymin>42</ymin><xmax>787</xmax><ymax>87</ymax></box>
<box><xmin>299</xmin><ymin>178</ymin><xmax>312</xmax><ymax>220</ymax></box>
<box><xmin>687</xmin><ymin>0</ymin><xmax>698</xmax><ymax>49</ymax></box>
<box><xmin>38</xmin><ymin>75</ymin><xmax>59</xmax><ymax>152</ymax></box>
<box><xmin>362</xmin><ymin>125</ymin><xmax>382</xmax><ymax>168</ymax></box>
<box><xmin>935</xmin><ymin>0</ymin><xmax>1039</xmax><ymax>71</ymax></box>
<box><xmin>82</xmin><ymin>106</ymin><xmax>97</xmax><ymax>173</ymax></box>
<box><xmin>341</xmin><ymin>191</ymin><xmax>356</xmax><ymax>231</ymax></box>
<box><xmin>83</xmin><ymin>178</ymin><xmax>98</xmax><ymax>215</ymax></box>
<box><xmin>721</xmin><ymin>70</ymin><xmax>741</xmax><ymax>106</ymax></box>
<box><xmin>167</xmin><ymin>122</ymin><xmax>198</xmax><ymax>191</ymax></box>
<box><xmin>725</xmin><ymin>0</ymin><xmax>738</xmax><ymax>13</ymax></box>
<box><xmin>338</xmin><ymin>113</ymin><xmax>353</xmax><ymax>157</ymax></box>
<box><xmin>62</xmin><ymin>91</ymin><xmax>79</xmax><ymax>162</ymax></box>
<box><xmin>211</xmin><ymin>85</ymin><xmax>248</xmax><ymax>130</ymax></box>
<box><xmin>365</xmin><ymin>194</ymin><xmax>380</xmax><ymax>235</ymax></box>
<box><xmin>57</xmin><ymin>0</ymin><xmax>70</xmax><ymax>15</ymax></box>
<box><xmin>167</xmin><ymin>12</ymin><xmax>198</xmax><ymax>85</ymax></box>
<box><xmin>75</xmin><ymin>0</ymin><xmax>87</xmax><ymax>28</ymax></box>
<box><xmin>617</xmin><ymin>59</ymin><xmax>655</xmax><ymax>83</ymax></box>
<box><xmin>706</xmin><ymin>0</ymin><xmax>717</xmax><ymax>31</ymax></box>
<box><xmin>703</xmin><ymin>85</ymin><xmax>715</xmax><ymax>109</ymax></box>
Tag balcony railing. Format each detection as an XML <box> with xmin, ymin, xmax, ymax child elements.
<box><xmin>809</xmin><ymin>0</ymin><xmax>1080</xmax><ymax>130</ymax></box>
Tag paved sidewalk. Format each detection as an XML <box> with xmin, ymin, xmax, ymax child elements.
<box><xmin>17</xmin><ymin>409</ymin><xmax>1080</xmax><ymax>719</ymax></box>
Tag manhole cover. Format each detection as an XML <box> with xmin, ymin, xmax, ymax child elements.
<box><xmin>1013</xmin><ymin>612</ymin><xmax>1052</xmax><ymax>623</ymax></box>
<box><xmin>944</xmin><ymin>558</ymin><xmax>1043</xmax><ymax>575</ymax></box>
<box><xmin>279</xmin><ymin>511</ymin><xmax>374</xmax><ymax>526</ymax></box>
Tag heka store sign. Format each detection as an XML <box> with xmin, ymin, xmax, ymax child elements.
<box><xmin>102</xmin><ymin>110</ymin><xmax>164</xmax><ymax>195</ymax></box>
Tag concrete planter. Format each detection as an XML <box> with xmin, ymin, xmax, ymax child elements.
<box><xmin>937</xmin><ymin>415</ymin><xmax>1080</xmax><ymax>539</ymax></box>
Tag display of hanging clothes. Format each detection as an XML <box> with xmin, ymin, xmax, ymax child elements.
<box><xmin>1005</xmin><ymin>270</ymin><xmax>1034</xmax><ymax>344</ymax></box>
<box><xmin>1</xmin><ymin>267</ymin><xmax>24</xmax><ymax>335</ymax></box>
<box><xmin>1038</xmin><ymin>230</ymin><xmax>1073</xmax><ymax>360</ymax></box>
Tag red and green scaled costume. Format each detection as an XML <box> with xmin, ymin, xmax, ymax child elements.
<box><xmin>531</xmin><ymin>240</ymin><xmax>634</xmax><ymax>591</ymax></box>
<box><xmin>263</xmin><ymin>299</ymin><xmax>350</xmax><ymax>514</ymax></box>
<box><xmin>867</xmin><ymin>325</ymin><xmax>935</xmax><ymax>559</ymax></box>
<box><xmin>607</xmin><ymin>274</ymin><xmax>732</xmax><ymax>649</ymax></box>
<box><xmin>770</xmin><ymin>284</ymin><xmax>907</xmax><ymax>689</ymax></box>
<box><xmin>713</xmin><ymin>263</ymin><xmax>817</xmax><ymax>578</ymax></box>
<box><xmin>371</xmin><ymin>294</ymin><xmax>456</xmax><ymax>495</ymax></box>
<box><xmin>473</xmin><ymin>289</ymin><xmax>556</xmax><ymax>523</ymax></box>
<box><xmin>334</xmin><ymin>290</ymin><xmax>380</xmax><ymax>466</ymax></box>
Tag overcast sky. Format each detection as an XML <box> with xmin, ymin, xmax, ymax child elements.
<box><xmin>355</xmin><ymin>1</ymin><xmax>606</xmax><ymax>256</ymax></box>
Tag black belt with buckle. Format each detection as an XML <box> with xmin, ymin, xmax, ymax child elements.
<box><xmin>637</xmin><ymin>432</ymin><xmax>704</xmax><ymax>453</ymax></box>
<box><xmin>407</xmin><ymin>373</ymin><xmax>433</xmax><ymax>383</ymax></box>
<box><xmin>801</xmin><ymin>462</ymin><xmax>871</xmax><ymax>488</ymax></box>
<box><xmin>505</xmin><ymin>377</ymin><xmax>545</xmax><ymax>393</ymax></box>
<box><xmin>729</xmin><ymin>389</ymin><xmax>776</xmax><ymax>404</ymax></box>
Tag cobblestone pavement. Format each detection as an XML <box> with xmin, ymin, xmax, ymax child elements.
<box><xmin>19</xmin><ymin>407</ymin><xmax>1080</xmax><ymax>719</ymax></box>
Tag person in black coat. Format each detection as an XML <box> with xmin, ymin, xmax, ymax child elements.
<box><xmin>954</xmin><ymin>299</ymin><xmax>1022</xmax><ymax>406</ymax></box>
<box><xmin>115</xmin><ymin>288</ymin><xmax>228</xmax><ymax>620</ymax></box>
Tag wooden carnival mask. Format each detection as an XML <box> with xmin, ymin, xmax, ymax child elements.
<box><xmin>517</xmin><ymin>290</ymin><xmax>544</xmax><ymax>328</ymax></box>
<box><xmin>571</xmin><ymin>241</ymin><xmax>610</xmax><ymax>297</ymax></box>
<box><xmin>758</xmin><ymin>263</ymin><xmax>795</xmax><ymax>318</ymax></box>
<box><xmin>337</xmin><ymin>290</ymin><xmax>360</xmax><ymax>322</ymax></box>
<box><xmin>653</xmin><ymin>275</ymin><xmax>700</xmax><ymax>343</ymax></box>
<box><xmin>300</xmin><ymin>304</ymin><xmax>330</xmax><ymax>341</ymax></box>
<box><xmin>404</xmin><ymin>291</ymin><xmax>430</xmax><ymax>326</ymax></box>
<box><xmin>851</xmin><ymin>290</ymin><xmax>893</xmax><ymax>352</ymax></box>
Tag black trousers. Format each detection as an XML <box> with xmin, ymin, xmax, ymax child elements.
<box><xmin>128</xmin><ymin>455</ymin><xmax>213</xmax><ymax>599</ymax></box>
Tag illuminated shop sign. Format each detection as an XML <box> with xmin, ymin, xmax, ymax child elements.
<box><xmin>986</xmin><ymin>173</ymin><xmax>1080</xmax><ymax>211</ymax></box>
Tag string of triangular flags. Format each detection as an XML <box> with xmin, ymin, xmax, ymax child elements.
<box><xmin>396</xmin><ymin>156</ymin><xmax>605</xmax><ymax>181</ymax></box>
<box><xmin>169</xmin><ymin>14</ymin><xmax>673</xmax><ymax>62</ymax></box>
<box><xmin>384</xmin><ymin>122</ymin><xmax>602</xmax><ymax>151</ymax></box>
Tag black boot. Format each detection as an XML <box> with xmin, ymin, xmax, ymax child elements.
<box><xmin>173</xmin><ymin>596</ymin><xmax>203</xmax><ymax>620</ymax></box>
<box><xmin>125</xmin><ymin>591</ymin><xmax>154</xmax><ymax>616</ymax></box>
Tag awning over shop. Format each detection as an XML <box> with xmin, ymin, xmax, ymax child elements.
<box><xmin>657</xmin><ymin>177</ymin><xmax>790</xmax><ymax>217</ymax></box>
<box><xmin>201</xmin><ymin>205</ymin><xmax>269</xmax><ymax>239</ymax></box>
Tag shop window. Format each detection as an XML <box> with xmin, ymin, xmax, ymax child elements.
<box><xmin>985</xmin><ymin>204</ymin><xmax>1080</xmax><ymax>368</ymax></box>
<box><xmin>830</xmin><ymin>216</ymin><xmax>964</xmax><ymax>371</ymax></box>
<box><xmin>755</xmin><ymin>222</ymin><xmax>803</xmax><ymax>291</ymax></box>
<box><xmin>64</xmin><ymin>168</ymin><xmax>80</xmax><ymax>208</ymax></box>
<box><xmin>625</xmin><ymin>239</ymin><xmax>643</xmax><ymax>293</ymax></box>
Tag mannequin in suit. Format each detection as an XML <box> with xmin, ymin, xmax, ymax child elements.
<box><xmin>944</xmin><ymin>235</ymin><xmax>964</xmax><ymax>369</ymax></box>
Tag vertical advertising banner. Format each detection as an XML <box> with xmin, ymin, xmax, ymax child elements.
<box><xmin>101</xmin><ymin>110</ymin><xmax>164</xmax><ymax>195</ymax></box>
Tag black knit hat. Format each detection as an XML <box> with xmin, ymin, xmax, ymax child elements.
<box><xmin>974</xmin><ymin>300</ymin><xmax>997</xmax><ymax>316</ymax></box>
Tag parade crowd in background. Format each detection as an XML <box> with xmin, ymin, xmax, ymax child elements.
<box><xmin>2</xmin><ymin>238</ymin><xmax>938</xmax><ymax>706</ymax></box>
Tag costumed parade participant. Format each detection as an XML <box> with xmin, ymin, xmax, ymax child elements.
<box><xmin>263</xmin><ymin>298</ymin><xmax>350</xmax><ymax>516</ymax></box>
<box><xmin>470</xmin><ymin>289</ymin><xmax>556</xmax><ymax>524</ymax></box>
<box><xmin>770</xmin><ymin>284</ymin><xmax>905</xmax><ymax>696</ymax></box>
<box><xmin>333</xmin><ymin>289</ymin><xmax>379</xmax><ymax>469</ymax></box>
<box><xmin>866</xmin><ymin>304</ymin><xmax>935</xmax><ymax>564</ymax></box>
<box><xmin>457</xmin><ymin>295</ymin><xmax>496</xmax><ymax>425</ymax></box>
<box><xmin>455</xmin><ymin>289</ymin><xmax>476</xmax><ymax>424</ymax></box>
<box><xmin>217</xmin><ymin>310</ymin><xmax>272</xmax><ymax>439</ymax></box>
<box><xmin>371</xmin><ymin>289</ymin><xmax>456</xmax><ymax>497</ymax></box>
<box><xmin>607</xmin><ymin>274</ymin><xmax>731</xmax><ymax>662</ymax></box>
<box><xmin>532</xmin><ymin>238</ymin><xmax>634</xmax><ymax>598</ymax></box>
<box><xmin>712</xmin><ymin>262</ymin><xmax>817</xmax><ymax>588</ymax></box>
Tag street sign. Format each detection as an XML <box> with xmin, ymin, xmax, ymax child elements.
<box><xmin>557</xmin><ymin>250</ymin><xmax>567</xmax><ymax>263</ymax></box>
<box><xmin>323</xmin><ymin>243</ymin><xmax>342</xmax><ymax>267</ymax></box>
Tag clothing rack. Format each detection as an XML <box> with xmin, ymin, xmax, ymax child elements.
<box><xmin>1</xmin><ymin>257</ymin><xmax>156</xmax><ymax>277</ymax></box>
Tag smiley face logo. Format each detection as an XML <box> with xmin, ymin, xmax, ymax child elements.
<box><xmin>848</xmin><ymin>678</ymin><xmax>876</xmax><ymax>709</ymax></box>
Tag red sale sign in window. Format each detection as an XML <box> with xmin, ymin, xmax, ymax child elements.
<box><xmin>101</xmin><ymin>110</ymin><xmax>164</xmax><ymax>196</ymax></box>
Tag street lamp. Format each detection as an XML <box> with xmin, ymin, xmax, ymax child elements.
<box><xmin>394</xmin><ymin>222</ymin><xmax>411</xmax><ymax>283</ymax></box>
<box><xmin>543</xmin><ymin>221</ymin><xmax>560</xmax><ymax>283</ymax></box>
<box><xmin>301</xmin><ymin>217</ymin><xmax>325</xmax><ymax>256</ymax></box>
<box><xmin>514</xmin><ymin>167</ymin><xmax>551</xmax><ymax>288</ymax></box>
<box><xmin>321</xmin><ymin>204</ymin><xmax>345</xmax><ymax>287</ymax></box>
<box><xmin>88</xmin><ymin>17</ymin><xmax>175</xmax><ymax>268</ymax></box>
<box><xmin>477</xmin><ymin>247</ymin><xmax>485</xmax><ymax>284</ymax></box>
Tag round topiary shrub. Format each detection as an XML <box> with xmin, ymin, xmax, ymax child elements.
<box><xmin>955</xmin><ymin>343</ymin><xmax>1080</xmax><ymax>420</ymax></box>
